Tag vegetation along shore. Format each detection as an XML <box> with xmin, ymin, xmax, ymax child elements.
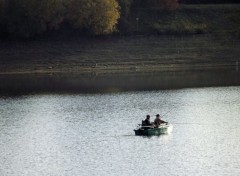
<box><xmin>0</xmin><ymin>0</ymin><xmax>240</xmax><ymax>74</ymax></box>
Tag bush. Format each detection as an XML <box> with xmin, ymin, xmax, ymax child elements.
<box><xmin>67</xmin><ymin>0</ymin><xmax>120</xmax><ymax>35</ymax></box>
<box><xmin>1</xmin><ymin>0</ymin><xmax>65</xmax><ymax>38</ymax></box>
<box><xmin>118</xmin><ymin>0</ymin><xmax>133</xmax><ymax>17</ymax></box>
<box><xmin>0</xmin><ymin>0</ymin><xmax>120</xmax><ymax>38</ymax></box>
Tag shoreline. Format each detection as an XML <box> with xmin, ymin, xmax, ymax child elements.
<box><xmin>0</xmin><ymin>62</ymin><xmax>237</xmax><ymax>75</ymax></box>
<box><xmin>0</xmin><ymin>34</ymin><xmax>239</xmax><ymax>76</ymax></box>
<box><xmin>1</xmin><ymin>68</ymin><xmax>239</xmax><ymax>96</ymax></box>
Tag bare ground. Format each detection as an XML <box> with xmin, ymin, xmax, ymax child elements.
<box><xmin>0</xmin><ymin>34</ymin><xmax>239</xmax><ymax>75</ymax></box>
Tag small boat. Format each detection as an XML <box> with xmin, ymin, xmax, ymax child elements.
<box><xmin>134</xmin><ymin>123</ymin><xmax>173</xmax><ymax>136</ymax></box>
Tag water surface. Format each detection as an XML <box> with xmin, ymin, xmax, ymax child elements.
<box><xmin>0</xmin><ymin>86</ymin><xmax>240</xmax><ymax>176</ymax></box>
<box><xmin>1</xmin><ymin>69</ymin><xmax>240</xmax><ymax>95</ymax></box>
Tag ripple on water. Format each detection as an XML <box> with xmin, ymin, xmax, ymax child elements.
<box><xmin>0</xmin><ymin>86</ymin><xmax>240</xmax><ymax>176</ymax></box>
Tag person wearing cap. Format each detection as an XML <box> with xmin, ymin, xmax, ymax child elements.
<box><xmin>154</xmin><ymin>114</ymin><xmax>167</xmax><ymax>127</ymax></box>
<box><xmin>142</xmin><ymin>114</ymin><xmax>152</xmax><ymax>126</ymax></box>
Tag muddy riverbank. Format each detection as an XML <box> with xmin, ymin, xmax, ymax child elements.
<box><xmin>0</xmin><ymin>34</ymin><xmax>239</xmax><ymax>75</ymax></box>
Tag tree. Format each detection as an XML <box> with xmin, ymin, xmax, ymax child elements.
<box><xmin>0</xmin><ymin>0</ymin><xmax>5</xmax><ymax>17</ymax></box>
<box><xmin>118</xmin><ymin>0</ymin><xmax>133</xmax><ymax>17</ymax></box>
<box><xmin>37</xmin><ymin>0</ymin><xmax>66</xmax><ymax>30</ymax></box>
<box><xmin>2</xmin><ymin>0</ymin><xmax>65</xmax><ymax>38</ymax></box>
<box><xmin>0</xmin><ymin>0</ymin><xmax>6</xmax><ymax>32</ymax></box>
<box><xmin>67</xmin><ymin>0</ymin><xmax>120</xmax><ymax>35</ymax></box>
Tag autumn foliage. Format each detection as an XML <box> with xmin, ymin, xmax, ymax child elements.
<box><xmin>0</xmin><ymin>0</ymin><xmax>180</xmax><ymax>38</ymax></box>
<box><xmin>67</xmin><ymin>0</ymin><xmax>120</xmax><ymax>35</ymax></box>
<box><xmin>0</xmin><ymin>0</ymin><xmax>120</xmax><ymax>38</ymax></box>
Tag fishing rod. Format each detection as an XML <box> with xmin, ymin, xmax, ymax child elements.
<box><xmin>171</xmin><ymin>122</ymin><xmax>206</xmax><ymax>125</ymax></box>
<box><xmin>161</xmin><ymin>106</ymin><xmax>176</xmax><ymax>117</ymax></box>
<box><xmin>173</xmin><ymin>122</ymin><xmax>217</xmax><ymax>125</ymax></box>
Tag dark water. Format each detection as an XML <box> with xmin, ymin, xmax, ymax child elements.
<box><xmin>0</xmin><ymin>69</ymin><xmax>240</xmax><ymax>175</ymax></box>
<box><xmin>0</xmin><ymin>86</ymin><xmax>240</xmax><ymax>176</ymax></box>
<box><xmin>0</xmin><ymin>70</ymin><xmax>240</xmax><ymax>95</ymax></box>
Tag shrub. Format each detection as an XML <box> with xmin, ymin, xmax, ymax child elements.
<box><xmin>67</xmin><ymin>0</ymin><xmax>120</xmax><ymax>35</ymax></box>
<box><xmin>1</xmin><ymin>0</ymin><xmax>65</xmax><ymax>38</ymax></box>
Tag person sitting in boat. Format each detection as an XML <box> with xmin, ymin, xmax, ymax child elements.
<box><xmin>154</xmin><ymin>114</ymin><xmax>167</xmax><ymax>127</ymax></box>
<box><xmin>142</xmin><ymin>115</ymin><xmax>152</xmax><ymax>126</ymax></box>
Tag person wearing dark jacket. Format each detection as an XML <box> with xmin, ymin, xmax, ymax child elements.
<box><xmin>142</xmin><ymin>114</ymin><xmax>152</xmax><ymax>126</ymax></box>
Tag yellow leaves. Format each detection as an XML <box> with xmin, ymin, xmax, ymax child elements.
<box><xmin>87</xmin><ymin>0</ymin><xmax>120</xmax><ymax>34</ymax></box>
<box><xmin>67</xmin><ymin>0</ymin><xmax>120</xmax><ymax>35</ymax></box>
<box><xmin>0</xmin><ymin>0</ymin><xmax>120</xmax><ymax>37</ymax></box>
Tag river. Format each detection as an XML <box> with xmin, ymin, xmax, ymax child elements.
<box><xmin>0</xmin><ymin>84</ymin><xmax>240</xmax><ymax>176</ymax></box>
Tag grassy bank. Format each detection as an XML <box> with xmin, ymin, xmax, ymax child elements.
<box><xmin>0</xmin><ymin>34</ymin><xmax>239</xmax><ymax>75</ymax></box>
<box><xmin>0</xmin><ymin>4</ymin><xmax>240</xmax><ymax>75</ymax></box>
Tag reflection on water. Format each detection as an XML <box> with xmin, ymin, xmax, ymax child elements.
<box><xmin>0</xmin><ymin>86</ymin><xmax>240</xmax><ymax>176</ymax></box>
<box><xmin>0</xmin><ymin>70</ymin><xmax>240</xmax><ymax>95</ymax></box>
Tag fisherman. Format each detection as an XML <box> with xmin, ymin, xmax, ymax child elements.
<box><xmin>154</xmin><ymin>114</ymin><xmax>167</xmax><ymax>127</ymax></box>
<box><xmin>142</xmin><ymin>114</ymin><xmax>152</xmax><ymax>126</ymax></box>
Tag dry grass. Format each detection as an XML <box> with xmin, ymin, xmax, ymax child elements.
<box><xmin>0</xmin><ymin>34</ymin><xmax>239</xmax><ymax>74</ymax></box>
